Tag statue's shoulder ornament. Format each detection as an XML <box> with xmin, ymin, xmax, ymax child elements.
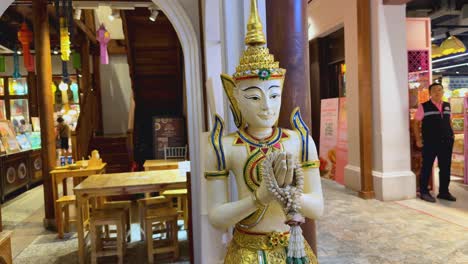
<box><xmin>290</xmin><ymin>107</ymin><xmax>320</xmax><ymax>170</ymax></box>
<box><xmin>205</xmin><ymin>114</ymin><xmax>229</xmax><ymax>180</ymax></box>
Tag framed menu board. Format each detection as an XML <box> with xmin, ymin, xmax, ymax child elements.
<box><xmin>153</xmin><ymin>117</ymin><xmax>186</xmax><ymax>159</ymax></box>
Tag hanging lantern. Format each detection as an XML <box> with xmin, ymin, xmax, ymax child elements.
<box><xmin>60</xmin><ymin>17</ymin><xmax>71</xmax><ymax>61</ymax></box>
<box><xmin>12</xmin><ymin>48</ymin><xmax>21</xmax><ymax>79</ymax></box>
<box><xmin>440</xmin><ymin>35</ymin><xmax>466</xmax><ymax>56</ymax></box>
<box><xmin>72</xmin><ymin>52</ymin><xmax>81</xmax><ymax>69</ymax></box>
<box><xmin>96</xmin><ymin>24</ymin><xmax>111</xmax><ymax>64</ymax></box>
<box><xmin>70</xmin><ymin>82</ymin><xmax>79</xmax><ymax>103</ymax></box>
<box><xmin>18</xmin><ymin>23</ymin><xmax>34</xmax><ymax>72</ymax></box>
<box><xmin>0</xmin><ymin>56</ymin><xmax>5</xmax><ymax>72</ymax></box>
<box><xmin>431</xmin><ymin>44</ymin><xmax>443</xmax><ymax>58</ymax></box>
<box><xmin>51</xmin><ymin>82</ymin><xmax>57</xmax><ymax>104</ymax></box>
<box><xmin>59</xmin><ymin>81</ymin><xmax>69</xmax><ymax>104</ymax></box>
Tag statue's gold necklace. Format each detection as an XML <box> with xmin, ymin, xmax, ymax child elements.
<box><xmin>234</xmin><ymin>127</ymin><xmax>290</xmax><ymax>228</ymax></box>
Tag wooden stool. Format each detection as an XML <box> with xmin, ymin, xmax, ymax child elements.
<box><xmin>0</xmin><ymin>231</ymin><xmax>12</xmax><ymax>264</ymax></box>
<box><xmin>137</xmin><ymin>196</ymin><xmax>165</xmax><ymax>241</ymax></box>
<box><xmin>89</xmin><ymin>209</ymin><xmax>126</xmax><ymax>264</ymax></box>
<box><xmin>145</xmin><ymin>206</ymin><xmax>179</xmax><ymax>263</ymax></box>
<box><xmin>56</xmin><ymin>195</ymin><xmax>76</xmax><ymax>239</ymax></box>
<box><xmin>101</xmin><ymin>201</ymin><xmax>132</xmax><ymax>242</ymax></box>
<box><xmin>161</xmin><ymin>189</ymin><xmax>188</xmax><ymax>229</ymax></box>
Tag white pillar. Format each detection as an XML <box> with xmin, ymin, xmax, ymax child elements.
<box><xmin>199</xmin><ymin>1</ymin><xmax>267</xmax><ymax>263</ymax></box>
<box><xmin>370</xmin><ymin>0</ymin><xmax>416</xmax><ymax>201</ymax></box>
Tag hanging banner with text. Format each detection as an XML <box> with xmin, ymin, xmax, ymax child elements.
<box><xmin>319</xmin><ymin>98</ymin><xmax>339</xmax><ymax>180</ymax></box>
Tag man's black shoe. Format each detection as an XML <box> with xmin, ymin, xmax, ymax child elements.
<box><xmin>420</xmin><ymin>193</ymin><xmax>436</xmax><ymax>203</ymax></box>
<box><xmin>437</xmin><ymin>193</ymin><xmax>457</xmax><ymax>201</ymax></box>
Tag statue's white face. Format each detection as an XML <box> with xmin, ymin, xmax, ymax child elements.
<box><xmin>235</xmin><ymin>78</ymin><xmax>283</xmax><ymax>129</ymax></box>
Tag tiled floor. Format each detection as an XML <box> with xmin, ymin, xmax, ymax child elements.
<box><xmin>317</xmin><ymin>179</ymin><xmax>468</xmax><ymax>264</ymax></box>
<box><xmin>3</xmin><ymin>178</ymin><xmax>468</xmax><ymax>263</ymax></box>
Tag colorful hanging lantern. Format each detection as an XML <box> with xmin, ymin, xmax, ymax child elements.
<box><xmin>17</xmin><ymin>23</ymin><xmax>34</xmax><ymax>72</ymax></box>
<box><xmin>51</xmin><ymin>82</ymin><xmax>57</xmax><ymax>104</ymax></box>
<box><xmin>0</xmin><ymin>56</ymin><xmax>5</xmax><ymax>72</ymax></box>
<box><xmin>440</xmin><ymin>35</ymin><xmax>466</xmax><ymax>56</ymax></box>
<box><xmin>59</xmin><ymin>81</ymin><xmax>69</xmax><ymax>104</ymax></box>
<box><xmin>96</xmin><ymin>24</ymin><xmax>111</xmax><ymax>64</ymax></box>
<box><xmin>70</xmin><ymin>82</ymin><xmax>79</xmax><ymax>102</ymax></box>
<box><xmin>12</xmin><ymin>48</ymin><xmax>21</xmax><ymax>79</ymax></box>
<box><xmin>72</xmin><ymin>52</ymin><xmax>81</xmax><ymax>70</ymax></box>
<box><xmin>60</xmin><ymin>17</ymin><xmax>71</xmax><ymax>61</ymax></box>
<box><xmin>431</xmin><ymin>44</ymin><xmax>443</xmax><ymax>58</ymax></box>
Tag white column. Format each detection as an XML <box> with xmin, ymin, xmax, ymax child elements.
<box><xmin>198</xmin><ymin>1</ymin><xmax>267</xmax><ymax>263</ymax></box>
<box><xmin>371</xmin><ymin>0</ymin><xmax>416</xmax><ymax>201</ymax></box>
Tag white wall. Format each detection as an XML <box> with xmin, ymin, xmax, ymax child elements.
<box><xmin>308</xmin><ymin>0</ymin><xmax>362</xmax><ymax>191</ymax></box>
<box><xmin>99</xmin><ymin>55</ymin><xmax>132</xmax><ymax>135</ymax></box>
<box><xmin>371</xmin><ymin>1</ymin><xmax>416</xmax><ymax>200</ymax></box>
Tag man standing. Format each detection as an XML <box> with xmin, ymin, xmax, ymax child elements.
<box><xmin>414</xmin><ymin>83</ymin><xmax>456</xmax><ymax>203</ymax></box>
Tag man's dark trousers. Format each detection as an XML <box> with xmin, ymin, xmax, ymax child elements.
<box><xmin>420</xmin><ymin>138</ymin><xmax>453</xmax><ymax>195</ymax></box>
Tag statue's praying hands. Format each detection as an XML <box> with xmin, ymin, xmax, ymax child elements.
<box><xmin>257</xmin><ymin>152</ymin><xmax>295</xmax><ymax>205</ymax></box>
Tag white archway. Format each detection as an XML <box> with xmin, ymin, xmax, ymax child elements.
<box><xmin>0</xmin><ymin>1</ymin><xmax>204</xmax><ymax>263</ymax></box>
<box><xmin>150</xmin><ymin>1</ymin><xmax>203</xmax><ymax>263</ymax></box>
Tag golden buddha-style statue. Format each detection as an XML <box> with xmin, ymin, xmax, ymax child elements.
<box><xmin>205</xmin><ymin>1</ymin><xmax>324</xmax><ymax>263</ymax></box>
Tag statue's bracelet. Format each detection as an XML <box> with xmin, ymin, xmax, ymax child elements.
<box><xmin>252</xmin><ymin>189</ymin><xmax>267</xmax><ymax>208</ymax></box>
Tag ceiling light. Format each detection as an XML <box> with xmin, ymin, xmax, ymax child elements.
<box><xmin>17</xmin><ymin>50</ymin><xmax>22</xmax><ymax>55</ymax></box>
<box><xmin>149</xmin><ymin>9</ymin><xmax>159</xmax><ymax>22</ymax></box>
<box><xmin>456</xmin><ymin>71</ymin><xmax>460</xmax><ymax>74</ymax></box>
<box><xmin>432</xmin><ymin>52</ymin><xmax>468</xmax><ymax>63</ymax></box>
<box><xmin>74</xmin><ymin>8</ymin><xmax>82</xmax><ymax>20</ymax></box>
<box><xmin>53</xmin><ymin>46</ymin><xmax>59</xmax><ymax>55</ymax></box>
<box><xmin>432</xmin><ymin>63</ymin><xmax>468</xmax><ymax>71</ymax></box>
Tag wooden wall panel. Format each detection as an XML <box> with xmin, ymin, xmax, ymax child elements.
<box><xmin>124</xmin><ymin>8</ymin><xmax>184</xmax><ymax>163</ymax></box>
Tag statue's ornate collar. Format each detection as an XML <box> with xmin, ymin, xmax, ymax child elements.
<box><xmin>235</xmin><ymin>127</ymin><xmax>288</xmax><ymax>149</ymax></box>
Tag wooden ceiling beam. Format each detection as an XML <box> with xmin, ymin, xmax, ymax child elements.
<box><xmin>383</xmin><ymin>0</ymin><xmax>413</xmax><ymax>5</ymax></box>
<box><xmin>74</xmin><ymin>19</ymin><xmax>97</xmax><ymax>44</ymax></box>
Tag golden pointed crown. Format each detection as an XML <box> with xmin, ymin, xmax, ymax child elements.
<box><xmin>232</xmin><ymin>0</ymin><xmax>286</xmax><ymax>81</ymax></box>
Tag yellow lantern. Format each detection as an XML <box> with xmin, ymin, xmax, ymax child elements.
<box><xmin>440</xmin><ymin>35</ymin><xmax>466</xmax><ymax>56</ymax></box>
<box><xmin>431</xmin><ymin>44</ymin><xmax>443</xmax><ymax>58</ymax></box>
<box><xmin>60</xmin><ymin>18</ymin><xmax>71</xmax><ymax>61</ymax></box>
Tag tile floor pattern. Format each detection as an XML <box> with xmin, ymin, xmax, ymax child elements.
<box><xmin>3</xmin><ymin>179</ymin><xmax>468</xmax><ymax>263</ymax></box>
<box><xmin>317</xmin><ymin>179</ymin><xmax>468</xmax><ymax>264</ymax></box>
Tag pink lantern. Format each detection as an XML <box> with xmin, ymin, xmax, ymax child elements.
<box><xmin>96</xmin><ymin>24</ymin><xmax>111</xmax><ymax>64</ymax></box>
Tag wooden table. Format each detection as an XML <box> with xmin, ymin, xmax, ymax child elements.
<box><xmin>143</xmin><ymin>159</ymin><xmax>184</xmax><ymax>171</ymax></box>
<box><xmin>50</xmin><ymin>163</ymin><xmax>107</xmax><ymax>235</ymax></box>
<box><xmin>74</xmin><ymin>169</ymin><xmax>187</xmax><ymax>264</ymax></box>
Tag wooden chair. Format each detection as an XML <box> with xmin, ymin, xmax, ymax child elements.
<box><xmin>0</xmin><ymin>232</ymin><xmax>12</xmax><ymax>264</ymax></box>
<box><xmin>101</xmin><ymin>200</ymin><xmax>132</xmax><ymax>242</ymax></box>
<box><xmin>138</xmin><ymin>197</ymin><xmax>179</xmax><ymax>263</ymax></box>
<box><xmin>160</xmin><ymin>189</ymin><xmax>188</xmax><ymax>229</ymax></box>
<box><xmin>89</xmin><ymin>209</ymin><xmax>126</xmax><ymax>264</ymax></box>
<box><xmin>56</xmin><ymin>195</ymin><xmax>76</xmax><ymax>239</ymax></box>
<box><xmin>164</xmin><ymin>145</ymin><xmax>187</xmax><ymax>160</ymax></box>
